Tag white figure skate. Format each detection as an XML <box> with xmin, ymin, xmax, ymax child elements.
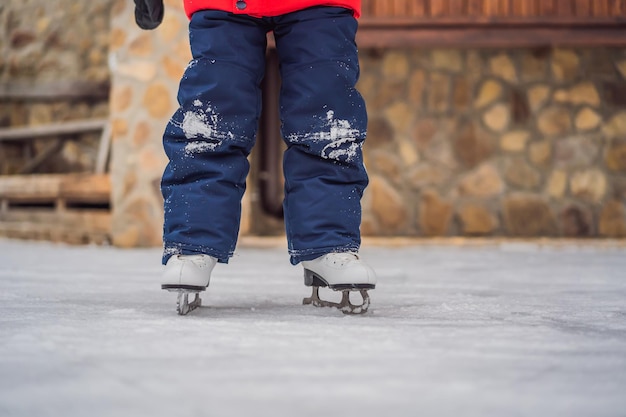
<box><xmin>301</xmin><ymin>252</ymin><xmax>377</xmax><ymax>314</ymax></box>
<box><xmin>161</xmin><ymin>254</ymin><xmax>217</xmax><ymax>315</ymax></box>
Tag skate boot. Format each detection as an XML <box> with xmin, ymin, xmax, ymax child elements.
<box><xmin>161</xmin><ymin>254</ymin><xmax>217</xmax><ymax>315</ymax></box>
<box><xmin>301</xmin><ymin>252</ymin><xmax>377</xmax><ymax>315</ymax></box>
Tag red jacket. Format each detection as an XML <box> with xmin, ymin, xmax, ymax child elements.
<box><xmin>184</xmin><ymin>0</ymin><xmax>361</xmax><ymax>19</ymax></box>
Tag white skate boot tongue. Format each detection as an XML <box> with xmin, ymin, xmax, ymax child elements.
<box><xmin>177</xmin><ymin>254</ymin><xmax>211</xmax><ymax>266</ymax></box>
<box><xmin>326</xmin><ymin>252</ymin><xmax>359</xmax><ymax>266</ymax></box>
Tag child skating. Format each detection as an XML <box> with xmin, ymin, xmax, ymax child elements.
<box><xmin>134</xmin><ymin>0</ymin><xmax>377</xmax><ymax>315</ymax></box>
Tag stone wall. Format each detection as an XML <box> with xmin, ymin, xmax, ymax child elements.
<box><xmin>0</xmin><ymin>0</ymin><xmax>112</xmax><ymax>174</ymax></box>
<box><xmin>359</xmin><ymin>47</ymin><xmax>626</xmax><ymax>238</ymax></box>
<box><xmin>109</xmin><ymin>4</ymin><xmax>626</xmax><ymax>245</ymax></box>
<box><xmin>109</xmin><ymin>0</ymin><xmax>201</xmax><ymax>247</ymax></box>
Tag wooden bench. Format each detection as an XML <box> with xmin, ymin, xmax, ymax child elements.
<box><xmin>0</xmin><ymin>173</ymin><xmax>111</xmax><ymax>244</ymax></box>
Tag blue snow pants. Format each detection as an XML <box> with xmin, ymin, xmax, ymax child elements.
<box><xmin>161</xmin><ymin>6</ymin><xmax>368</xmax><ymax>265</ymax></box>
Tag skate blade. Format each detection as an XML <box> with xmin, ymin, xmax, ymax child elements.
<box><xmin>303</xmin><ymin>287</ymin><xmax>371</xmax><ymax>315</ymax></box>
<box><xmin>170</xmin><ymin>290</ymin><xmax>202</xmax><ymax>316</ymax></box>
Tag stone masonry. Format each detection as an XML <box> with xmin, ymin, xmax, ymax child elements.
<box><xmin>358</xmin><ymin>47</ymin><xmax>626</xmax><ymax>238</ymax></box>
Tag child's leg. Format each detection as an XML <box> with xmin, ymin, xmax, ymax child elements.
<box><xmin>161</xmin><ymin>11</ymin><xmax>268</xmax><ymax>264</ymax></box>
<box><xmin>273</xmin><ymin>7</ymin><xmax>369</xmax><ymax>265</ymax></box>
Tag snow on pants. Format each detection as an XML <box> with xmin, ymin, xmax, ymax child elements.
<box><xmin>161</xmin><ymin>6</ymin><xmax>368</xmax><ymax>265</ymax></box>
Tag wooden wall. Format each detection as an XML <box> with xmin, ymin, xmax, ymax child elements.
<box><xmin>361</xmin><ymin>0</ymin><xmax>626</xmax><ymax>19</ymax></box>
<box><xmin>357</xmin><ymin>1</ymin><xmax>626</xmax><ymax>47</ymax></box>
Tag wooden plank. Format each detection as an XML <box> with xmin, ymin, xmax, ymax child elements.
<box><xmin>392</xmin><ymin>0</ymin><xmax>405</xmax><ymax>15</ymax></box>
<box><xmin>448</xmin><ymin>0</ymin><xmax>467</xmax><ymax>16</ymax></box>
<box><xmin>357</xmin><ymin>16</ymin><xmax>626</xmax><ymax>27</ymax></box>
<box><xmin>499</xmin><ymin>0</ymin><xmax>512</xmax><ymax>16</ymax></box>
<box><xmin>356</xmin><ymin>25</ymin><xmax>626</xmax><ymax>48</ymax></box>
<box><xmin>519</xmin><ymin>0</ymin><xmax>539</xmax><ymax>17</ymax></box>
<box><xmin>556</xmin><ymin>0</ymin><xmax>576</xmax><ymax>16</ymax></box>
<box><xmin>430</xmin><ymin>0</ymin><xmax>448</xmax><ymax>16</ymax></box>
<box><xmin>0</xmin><ymin>175</ymin><xmax>62</xmax><ymax>201</ymax></box>
<box><xmin>0</xmin><ymin>210</ymin><xmax>111</xmax><ymax>245</ymax></box>
<box><xmin>608</xmin><ymin>0</ymin><xmax>625</xmax><ymax>15</ymax></box>
<box><xmin>540</xmin><ymin>0</ymin><xmax>558</xmax><ymax>15</ymax></box>
<box><xmin>467</xmin><ymin>0</ymin><xmax>482</xmax><ymax>15</ymax></box>
<box><xmin>593</xmin><ymin>0</ymin><xmax>610</xmax><ymax>16</ymax></box>
<box><xmin>0</xmin><ymin>80</ymin><xmax>109</xmax><ymax>101</ymax></box>
<box><xmin>17</xmin><ymin>139</ymin><xmax>64</xmax><ymax>174</ymax></box>
<box><xmin>95</xmin><ymin>122</ymin><xmax>111</xmax><ymax>175</ymax></box>
<box><xmin>0</xmin><ymin>174</ymin><xmax>111</xmax><ymax>204</ymax></box>
<box><xmin>0</xmin><ymin>119</ymin><xmax>108</xmax><ymax>142</ymax></box>
<box><xmin>59</xmin><ymin>174</ymin><xmax>111</xmax><ymax>203</ymax></box>
<box><xmin>409</xmin><ymin>0</ymin><xmax>428</xmax><ymax>17</ymax></box>
<box><xmin>574</xmin><ymin>0</ymin><xmax>592</xmax><ymax>17</ymax></box>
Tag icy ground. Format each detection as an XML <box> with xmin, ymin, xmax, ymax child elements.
<box><xmin>1</xmin><ymin>238</ymin><xmax>625</xmax><ymax>417</ymax></box>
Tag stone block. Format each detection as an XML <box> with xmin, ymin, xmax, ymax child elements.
<box><xmin>474</xmin><ymin>79</ymin><xmax>502</xmax><ymax>109</ymax></box>
<box><xmin>537</xmin><ymin>106</ymin><xmax>571</xmax><ymax>137</ymax></box>
<box><xmin>454</xmin><ymin>121</ymin><xmax>495</xmax><ymax>168</ymax></box>
<box><xmin>521</xmin><ymin>50</ymin><xmax>548</xmax><ymax>82</ymax></box>
<box><xmin>551</xmin><ymin>49</ymin><xmax>580</xmax><ymax>82</ymax></box>
<box><xmin>575</xmin><ymin>107</ymin><xmax>602</xmax><ymax>131</ymax></box>
<box><xmin>369</xmin><ymin>176</ymin><xmax>409</xmax><ymax>233</ymax></box>
<box><xmin>599</xmin><ymin>200</ymin><xmax>626</xmax><ymax>237</ymax></box>
<box><xmin>529</xmin><ymin>140</ymin><xmax>552</xmax><ymax>167</ymax></box>
<box><xmin>483</xmin><ymin>103</ymin><xmax>510</xmax><ymax>133</ymax></box>
<box><xmin>143</xmin><ymin>83</ymin><xmax>173</xmax><ymax>119</ymax></box>
<box><xmin>111</xmin><ymin>85</ymin><xmax>133</xmax><ymax>113</ymax></box>
<box><xmin>554</xmin><ymin>136</ymin><xmax>599</xmax><ymax>169</ymax></box>
<box><xmin>128</xmin><ymin>33</ymin><xmax>154</xmax><ymax>57</ymax></box>
<box><xmin>603</xmin><ymin>112</ymin><xmax>626</xmax><ymax>139</ymax></box>
<box><xmin>617</xmin><ymin>60</ymin><xmax>626</xmax><ymax>79</ymax></box>
<box><xmin>398</xmin><ymin>139</ymin><xmax>419</xmax><ymax>167</ymax></box>
<box><xmin>370</xmin><ymin>151</ymin><xmax>402</xmax><ymax>184</ymax></box>
<box><xmin>412</xmin><ymin>118</ymin><xmax>437</xmax><ymax>149</ymax></box>
<box><xmin>366</xmin><ymin>118</ymin><xmax>394</xmax><ymax>148</ymax></box>
<box><xmin>500</xmin><ymin>131</ymin><xmax>530</xmax><ymax>152</ymax></box>
<box><xmin>162</xmin><ymin>56</ymin><xmax>186</xmax><ymax>81</ymax></box>
<box><xmin>489</xmin><ymin>54</ymin><xmax>517</xmax><ymax>83</ymax></box>
<box><xmin>427</xmin><ymin>72</ymin><xmax>451</xmax><ymax>113</ymax></box>
<box><xmin>559</xmin><ymin>204</ymin><xmax>593</xmax><ymax>237</ymax></box>
<box><xmin>133</xmin><ymin>121</ymin><xmax>151</xmax><ymax>148</ymax></box>
<box><xmin>458</xmin><ymin>164</ymin><xmax>504</xmax><ymax>197</ymax></box>
<box><xmin>503</xmin><ymin>194</ymin><xmax>557</xmax><ymax>236</ymax></box>
<box><xmin>384</xmin><ymin>101</ymin><xmax>414</xmax><ymax>135</ymax></box>
<box><xmin>554</xmin><ymin>82</ymin><xmax>601</xmax><ymax>107</ymax></box>
<box><xmin>527</xmin><ymin>85</ymin><xmax>551</xmax><ymax>113</ymax></box>
<box><xmin>371</xmin><ymin>79</ymin><xmax>407</xmax><ymax>109</ymax></box>
<box><xmin>505</xmin><ymin>157</ymin><xmax>542</xmax><ymax>190</ymax></box>
<box><xmin>605</xmin><ymin>141</ymin><xmax>626</xmax><ymax>172</ymax></box>
<box><xmin>382</xmin><ymin>51</ymin><xmax>410</xmax><ymax>80</ymax></box>
<box><xmin>419</xmin><ymin>190</ymin><xmax>452</xmax><ymax>236</ymax></box>
<box><xmin>570</xmin><ymin>169</ymin><xmax>607</xmax><ymax>202</ymax></box>
<box><xmin>452</xmin><ymin>76</ymin><xmax>471</xmax><ymax>110</ymax></box>
<box><xmin>408</xmin><ymin>69</ymin><xmax>426</xmax><ymax>105</ymax></box>
<box><xmin>409</xmin><ymin>163</ymin><xmax>451</xmax><ymax>189</ymax></box>
<box><xmin>430</xmin><ymin>49</ymin><xmax>464</xmax><ymax>73</ymax></box>
<box><xmin>458</xmin><ymin>203</ymin><xmax>498</xmax><ymax>235</ymax></box>
<box><xmin>546</xmin><ymin>170</ymin><xmax>567</xmax><ymax>198</ymax></box>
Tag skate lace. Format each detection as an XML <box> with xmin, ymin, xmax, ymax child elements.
<box><xmin>326</xmin><ymin>252</ymin><xmax>359</xmax><ymax>266</ymax></box>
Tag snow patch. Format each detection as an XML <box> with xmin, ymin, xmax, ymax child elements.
<box><xmin>180</xmin><ymin>105</ymin><xmax>235</xmax><ymax>156</ymax></box>
<box><xmin>288</xmin><ymin>110</ymin><xmax>364</xmax><ymax>162</ymax></box>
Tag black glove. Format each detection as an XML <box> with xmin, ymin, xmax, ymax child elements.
<box><xmin>134</xmin><ymin>0</ymin><xmax>164</xmax><ymax>30</ymax></box>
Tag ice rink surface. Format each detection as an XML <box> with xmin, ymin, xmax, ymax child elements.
<box><xmin>1</xmin><ymin>237</ymin><xmax>625</xmax><ymax>417</ymax></box>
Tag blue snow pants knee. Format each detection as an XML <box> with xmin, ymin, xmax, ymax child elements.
<box><xmin>161</xmin><ymin>6</ymin><xmax>368</xmax><ymax>265</ymax></box>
